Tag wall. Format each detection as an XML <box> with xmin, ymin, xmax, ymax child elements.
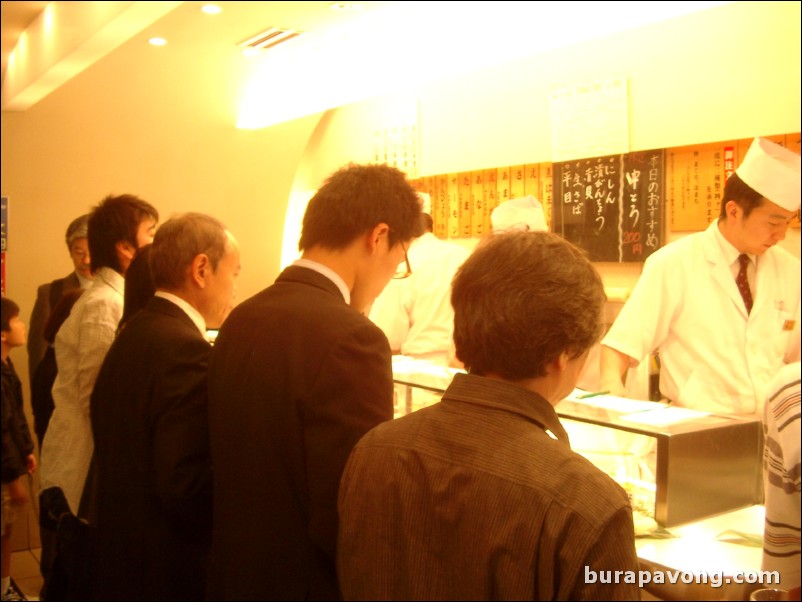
<box><xmin>293</xmin><ymin>0</ymin><xmax>801</xmax><ymax>295</ymax></box>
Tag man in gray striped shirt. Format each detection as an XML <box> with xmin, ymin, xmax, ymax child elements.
<box><xmin>762</xmin><ymin>361</ymin><xmax>801</xmax><ymax>595</ymax></box>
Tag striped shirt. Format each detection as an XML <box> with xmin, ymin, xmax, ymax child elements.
<box><xmin>762</xmin><ymin>361</ymin><xmax>801</xmax><ymax>590</ymax></box>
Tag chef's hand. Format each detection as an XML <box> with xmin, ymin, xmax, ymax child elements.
<box><xmin>599</xmin><ymin>376</ymin><xmax>627</xmax><ymax>398</ymax></box>
<box><xmin>599</xmin><ymin>345</ymin><xmax>633</xmax><ymax>398</ymax></box>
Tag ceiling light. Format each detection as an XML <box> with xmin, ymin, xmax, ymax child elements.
<box><xmin>329</xmin><ymin>2</ymin><xmax>362</xmax><ymax>11</ymax></box>
<box><xmin>148</xmin><ymin>37</ymin><xmax>167</xmax><ymax>46</ymax></box>
<box><xmin>201</xmin><ymin>4</ymin><xmax>222</xmax><ymax>15</ymax></box>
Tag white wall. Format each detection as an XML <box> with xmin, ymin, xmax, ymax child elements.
<box><xmin>292</xmin><ymin>0</ymin><xmax>801</xmax><ymax>295</ymax></box>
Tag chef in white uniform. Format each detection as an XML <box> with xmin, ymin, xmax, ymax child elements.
<box><xmin>600</xmin><ymin>137</ymin><xmax>801</xmax><ymax>416</ymax></box>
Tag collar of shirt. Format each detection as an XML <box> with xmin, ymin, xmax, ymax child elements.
<box><xmin>292</xmin><ymin>258</ymin><xmax>350</xmax><ymax>304</ymax></box>
<box><xmin>95</xmin><ymin>266</ymin><xmax>125</xmax><ymax>296</ymax></box>
<box><xmin>711</xmin><ymin>218</ymin><xmax>755</xmax><ymax>279</ymax></box>
<box><xmin>154</xmin><ymin>291</ymin><xmax>207</xmax><ymax>336</ymax></box>
<box><xmin>445</xmin><ymin>372</ymin><xmax>570</xmax><ymax>444</ymax></box>
<box><xmin>76</xmin><ymin>272</ymin><xmax>93</xmax><ymax>289</ymax></box>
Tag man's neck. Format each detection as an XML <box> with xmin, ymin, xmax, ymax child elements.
<box><xmin>301</xmin><ymin>247</ymin><xmax>358</xmax><ymax>291</ymax></box>
<box><xmin>716</xmin><ymin>218</ymin><xmax>741</xmax><ymax>252</ymax></box>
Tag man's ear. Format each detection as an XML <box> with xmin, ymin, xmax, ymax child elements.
<box><xmin>546</xmin><ymin>351</ymin><xmax>570</xmax><ymax>376</ymax></box>
<box><xmin>191</xmin><ymin>254</ymin><xmax>211</xmax><ymax>288</ymax></box>
<box><xmin>367</xmin><ymin>223</ymin><xmax>390</xmax><ymax>254</ymax></box>
<box><xmin>725</xmin><ymin>200</ymin><xmax>741</xmax><ymax>221</ymax></box>
<box><xmin>115</xmin><ymin>241</ymin><xmax>138</xmax><ymax>272</ymax></box>
<box><xmin>115</xmin><ymin>240</ymin><xmax>136</xmax><ymax>262</ymax></box>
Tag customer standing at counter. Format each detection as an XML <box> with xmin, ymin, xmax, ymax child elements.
<box><xmin>206</xmin><ymin>163</ymin><xmax>423</xmax><ymax>600</ymax></box>
<box><xmin>600</xmin><ymin>137</ymin><xmax>801</xmax><ymax>415</ymax></box>
<box><xmin>39</xmin><ymin>194</ymin><xmax>159</xmax><ymax>516</ymax></box>
<box><xmin>338</xmin><ymin>231</ymin><xmax>639</xmax><ymax>601</ymax></box>
<box><xmin>89</xmin><ymin>213</ymin><xmax>240</xmax><ymax>601</ymax></box>
<box><xmin>761</xmin><ymin>361</ymin><xmax>801</xmax><ymax>594</ymax></box>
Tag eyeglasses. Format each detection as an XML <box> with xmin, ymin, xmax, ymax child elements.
<box><xmin>393</xmin><ymin>240</ymin><xmax>412</xmax><ymax>279</ymax></box>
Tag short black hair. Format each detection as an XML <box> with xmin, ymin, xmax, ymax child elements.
<box><xmin>1</xmin><ymin>297</ymin><xmax>21</xmax><ymax>332</ymax></box>
<box><xmin>719</xmin><ymin>173</ymin><xmax>764</xmax><ymax>220</ymax></box>
<box><xmin>89</xmin><ymin>194</ymin><xmax>159</xmax><ymax>273</ymax></box>
<box><xmin>299</xmin><ymin>164</ymin><xmax>423</xmax><ymax>251</ymax></box>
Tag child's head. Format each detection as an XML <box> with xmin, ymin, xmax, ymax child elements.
<box><xmin>1</xmin><ymin>297</ymin><xmax>26</xmax><ymax>353</ymax></box>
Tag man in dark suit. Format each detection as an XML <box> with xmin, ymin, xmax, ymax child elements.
<box><xmin>27</xmin><ymin>214</ymin><xmax>93</xmax><ymax>380</ymax></box>
<box><xmin>88</xmin><ymin>212</ymin><xmax>241</xmax><ymax>601</ymax></box>
<box><xmin>206</xmin><ymin>163</ymin><xmax>423</xmax><ymax>601</ymax></box>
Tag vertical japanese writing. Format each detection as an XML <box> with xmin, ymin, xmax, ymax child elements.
<box><xmin>553</xmin><ymin>150</ymin><xmax>663</xmax><ymax>262</ymax></box>
<box><xmin>484</xmin><ymin>169</ymin><xmax>498</xmax><ymax>234</ymax></box>
<box><xmin>447</xmin><ymin>174</ymin><xmax>460</xmax><ymax>238</ymax></box>
<box><xmin>437</xmin><ymin>174</ymin><xmax>448</xmax><ymax>239</ymax></box>
<box><xmin>471</xmin><ymin>172</ymin><xmax>484</xmax><ymax>237</ymax></box>
<box><xmin>645</xmin><ymin>153</ymin><xmax>662</xmax><ymax>253</ymax></box>
<box><xmin>541</xmin><ymin>164</ymin><xmax>553</xmax><ymax>228</ymax></box>
<box><xmin>459</xmin><ymin>173</ymin><xmax>472</xmax><ymax>237</ymax></box>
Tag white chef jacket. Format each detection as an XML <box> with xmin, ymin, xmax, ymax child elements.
<box><xmin>370</xmin><ymin>232</ymin><xmax>470</xmax><ymax>363</ymax></box>
<box><xmin>39</xmin><ymin>267</ymin><xmax>125</xmax><ymax>514</ymax></box>
<box><xmin>602</xmin><ymin>220</ymin><xmax>800</xmax><ymax>416</ymax></box>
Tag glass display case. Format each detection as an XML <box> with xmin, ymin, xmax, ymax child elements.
<box><xmin>392</xmin><ymin>356</ymin><xmax>763</xmax><ymax>528</ymax></box>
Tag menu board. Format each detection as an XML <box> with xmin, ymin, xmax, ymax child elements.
<box><xmin>411</xmin><ymin>131</ymin><xmax>797</xmax><ymax>243</ymax></box>
<box><xmin>552</xmin><ymin>149</ymin><xmax>665</xmax><ymax>262</ymax></box>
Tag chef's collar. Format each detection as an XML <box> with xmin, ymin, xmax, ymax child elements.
<box><xmin>712</xmin><ymin>219</ymin><xmax>755</xmax><ymax>267</ymax></box>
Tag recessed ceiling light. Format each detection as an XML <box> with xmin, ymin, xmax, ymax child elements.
<box><xmin>329</xmin><ymin>2</ymin><xmax>362</xmax><ymax>11</ymax></box>
<box><xmin>148</xmin><ymin>37</ymin><xmax>167</xmax><ymax>46</ymax></box>
<box><xmin>202</xmin><ymin>4</ymin><xmax>222</xmax><ymax>15</ymax></box>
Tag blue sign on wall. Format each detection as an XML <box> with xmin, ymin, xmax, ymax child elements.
<box><xmin>1</xmin><ymin>196</ymin><xmax>7</xmax><ymax>251</ymax></box>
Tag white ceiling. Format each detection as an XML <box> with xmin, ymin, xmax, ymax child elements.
<box><xmin>1</xmin><ymin>0</ymin><xmax>50</xmax><ymax>84</ymax></box>
<box><xmin>1</xmin><ymin>1</ymin><xmax>734</xmax><ymax>124</ymax></box>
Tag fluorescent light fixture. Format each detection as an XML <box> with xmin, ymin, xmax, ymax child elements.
<box><xmin>238</xmin><ymin>1</ymin><xmax>733</xmax><ymax>130</ymax></box>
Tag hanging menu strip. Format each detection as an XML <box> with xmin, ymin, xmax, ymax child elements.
<box><xmin>552</xmin><ymin>149</ymin><xmax>665</xmax><ymax>262</ymax></box>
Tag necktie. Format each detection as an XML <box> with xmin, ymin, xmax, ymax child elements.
<box><xmin>736</xmin><ymin>254</ymin><xmax>753</xmax><ymax>314</ymax></box>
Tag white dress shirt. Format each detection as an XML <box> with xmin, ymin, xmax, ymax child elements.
<box><xmin>40</xmin><ymin>267</ymin><xmax>125</xmax><ymax>514</ymax></box>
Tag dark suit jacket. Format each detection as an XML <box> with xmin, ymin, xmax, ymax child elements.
<box><xmin>28</xmin><ymin>271</ymin><xmax>82</xmax><ymax>378</ymax></box>
<box><xmin>206</xmin><ymin>265</ymin><xmax>395</xmax><ymax>601</ymax></box>
<box><xmin>88</xmin><ymin>296</ymin><xmax>213</xmax><ymax>601</ymax></box>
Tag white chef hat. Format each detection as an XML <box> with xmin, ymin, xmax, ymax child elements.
<box><xmin>416</xmin><ymin>192</ymin><xmax>431</xmax><ymax>214</ymax></box>
<box><xmin>736</xmin><ymin>138</ymin><xmax>801</xmax><ymax>211</ymax></box>
<box><xmin>491</xmin><ymin>195</ymin><xmax>548</xmax><ymax>233</ymax></box>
